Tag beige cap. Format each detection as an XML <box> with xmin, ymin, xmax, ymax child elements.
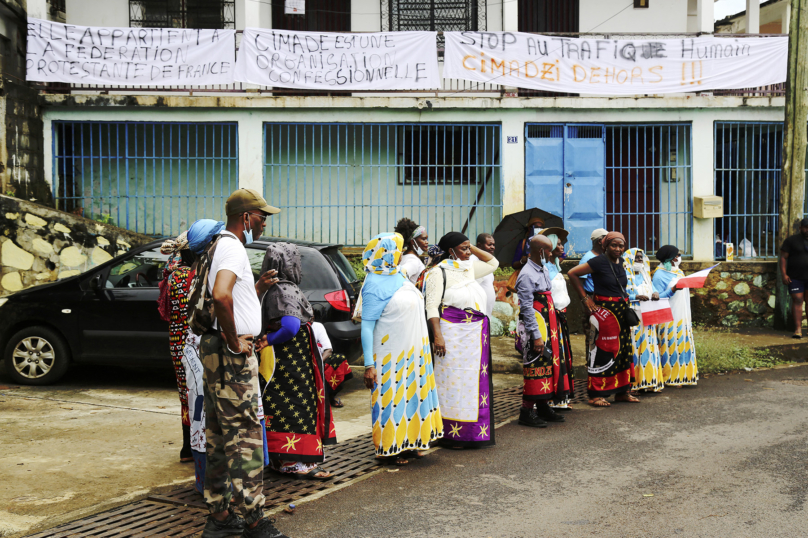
<box><xmin>590</xmin><ymin>228</ymin><xmax>608</xmax><ymax>241</ymax></box>
<box><xmin>225</xmin><ymin>188</ymin><xmax>280</xmax><ymax>216</ymax></box>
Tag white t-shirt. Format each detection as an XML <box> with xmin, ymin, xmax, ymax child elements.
<box><xmin>311</xmin><ymin>321</ymin><xmax>332</xmax><ymax>352</ymax></box>
<box><xmin>399</xmin><ymin>253</ymin><xmax>425</xmax><ymax>286</ymax></box>
<box><xmin>207</xmin><ymin>231</ymin><xmax>262</xmax><ymax>336</ymax></box>
<box><xmin>471</xmin><ymin>254</ymin><xmax>496</xmax><ymax>317</ymax></box>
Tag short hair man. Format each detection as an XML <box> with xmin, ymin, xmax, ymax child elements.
<box><xmin>473</xmin><ymin>233</ymin><xmax>497</xmax><ymax>316</ymax></box>
<box><xmin>201</xmin><ymin>188</ymin><xmax>289</xmax><ymax>538</ymax></box>
<box><xmin>514</xmin><ymin>235</ymin><xmax>568</xmax><ymax>428</ymax></box>
<box><xmin>780</xmin><ymin>218</ymin><xmax>808</xmax><ymax>338</ymax></box>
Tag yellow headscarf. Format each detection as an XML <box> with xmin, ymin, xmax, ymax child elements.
<box><xmin>362</xmin><ymin>232</ymin><xmax>404</xmax><ymax>276</ymax></box>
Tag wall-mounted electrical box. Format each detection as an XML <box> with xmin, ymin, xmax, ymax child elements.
<box><xmin>694</xmin><ymin>195</ymin><xmax>724</xmax><ymax>219</ymax></box>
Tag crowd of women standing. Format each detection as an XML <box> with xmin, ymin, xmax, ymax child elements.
<box><xmin>158</xmin><ymin>216</ymin><xmax>699</xmax><ymax>482</ymax></box>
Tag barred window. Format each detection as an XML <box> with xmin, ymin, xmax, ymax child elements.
<box><xmin>129</xmin><ymin>0</ymin><xmax>235</xmax><ymax>29</ymax></box>
<box><xmin>382</xmin><ymin>0</ymin><xmax>486</xmax><ymax>33</ymax></box>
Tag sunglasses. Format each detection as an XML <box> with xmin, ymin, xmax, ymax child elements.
<box><xmin>246</xmin><ymin>211</ymin><xmax>267</xmax><ymax>223</ymax></box>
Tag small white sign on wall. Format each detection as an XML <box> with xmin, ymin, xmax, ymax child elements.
<box><xmin>285</xmin><ymin>0</ymin><xmax>305</xmax><ymax>14</ymax></box>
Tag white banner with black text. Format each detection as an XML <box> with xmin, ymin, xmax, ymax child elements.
<box><xmin>26</xmin><ymin>18</ymin><xmax>235</xmax><ymax>86</ymax></box>
<box><xmin>443</xmin><ymin>32</ymin><xmax>788</xmax><ymax>95</ymax></box>
<box><xmin>234</xmin><ymin>28</ymin><xmax>440</xmax><ymax>90</ymax></box>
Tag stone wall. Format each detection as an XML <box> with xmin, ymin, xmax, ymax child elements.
<box><xmin>489</xmin><ymin>260</ymin><xmax>779</xmax><ymax>334</ymax></box>
<box><xmin>0</xmin><ymin>194</ymin><xmax>151</xmax><ymax>296</ymax></box>
<box><xmin>0</xmin><ymin>0</ymin><xmax>51</xmax><ymax>204</ymax></box>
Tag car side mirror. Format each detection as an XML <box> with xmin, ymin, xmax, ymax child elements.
<box><xmin>90</xmin><ymin>274</ymin><xmax>102</xmax><ymax>290</ymax></box>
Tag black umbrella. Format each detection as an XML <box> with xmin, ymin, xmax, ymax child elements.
<box><xmin>493</xmin><ymin>208</ymin><xmax>563</xmax><ymax>267</ymax></box>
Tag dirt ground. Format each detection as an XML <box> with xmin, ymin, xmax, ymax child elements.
<box><xmin>0</xmin><ymin>359</ymin><xmax>522</xmax><ymax>538</ymax></box>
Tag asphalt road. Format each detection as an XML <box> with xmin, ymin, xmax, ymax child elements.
<box><xmin>271</xmin><ymin>365</ymin><xmax>808</xmax><ymax>538</ymax></box>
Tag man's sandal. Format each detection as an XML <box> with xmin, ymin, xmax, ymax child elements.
<box><xmin>589</xmin><ymin>398</ymin><xmax>610</xmax><ymax>407</ymax></box>
<box><xmin>615</xmin><ymin>393</ymin><xmax>641</xmax><ymax>403</ymax></box>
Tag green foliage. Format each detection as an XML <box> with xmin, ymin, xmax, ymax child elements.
<box><xmin>93</xmin><ymin>213</ymin><xmax>116</xmax><ymax>226</ymax></box>
<box><xmin>695</xmin><ymin>338</ymin><xmax>786</xmax><ymax>374</ymax></box>
<box><xmin>348</xmin><ymin>256</ymin><xmax>366</xmax><ymax>282</ymax></box>
<box><xmin>494</xmin><ymin>266</ymin><xmax>515</xmax><ymax>278</ymax></box>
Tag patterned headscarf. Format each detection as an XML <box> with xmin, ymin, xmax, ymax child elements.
<box><xmin>160</xmin><ymin>231</ymin><xmax>189</xmax><ymax>255</ymax></box>
<box><xmin>623</xmin><ymin>248</ymin><xmax>652</xmax><ymax>289</ymax></box>
<box><xmin>261</xmin><ymin>242</ymin><xmax>313</xmax><ymax>324</ymax></box>
<box><xmin>362</xmin><ymin>233</ymin><xmax>404</xmax><ymax>275</ymax></box>
<box><xmin>412</xmin><ymin>226</ymin><xmax>427</xmax><ymax>239</ymax></box>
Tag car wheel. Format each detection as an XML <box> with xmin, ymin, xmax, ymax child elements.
<box><xmin>3</xmin><ymin>326</ymin><xmax>70</xmax><ymax>385</ymax></box>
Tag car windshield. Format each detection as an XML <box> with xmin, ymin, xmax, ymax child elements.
<box><xmin>247</xmin><ymin>246</ymin><xmax>340</xmax><ymax>290</ymax></box>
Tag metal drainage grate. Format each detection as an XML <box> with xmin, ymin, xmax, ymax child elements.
<box><xmin>24</xmin><ymin>384</ymin><xmax>589</xmax><ymax>538</ymax></box>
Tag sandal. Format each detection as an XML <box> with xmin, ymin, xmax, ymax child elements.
<box><xmin>615</xmin><ymin>393</ymin><xmax>641</xmax><ymax>403</ymax></box>
<box><xmin>589</xmin><ymin>397</ymin><xmax>611</xmax><ymax>407</ymax></box>
<box><xmin>297</xmin><ymin>466</ymin><xmax>333</xmax><ymax>480</ymax></box>
<box><xmin>376</xmin><ymin>455</ymin><xmax>410</xmax><ymax>466</ymax></box>
<box><xmin>402</xmin><ymin>450</ymin><xmax>425</xmax><ymax>459</ymax></box>
<box><xmin>793</xmin><ymin>333</ymin><xmax>802</xmax><ymax>339</ymax></box>
<box><xmin>331</xmin><ymin>398</ymin><xmax>344</xmax><ymax>408</ymax></box>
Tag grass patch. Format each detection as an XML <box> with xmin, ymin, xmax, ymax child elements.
<box><xmin>494</xmin><ymin>266</ymin><xmax>515</xmax><ymax>278</ymax></box>
<box><xmin>696</xmin><ymin>338</ymin><xmax>786</xmax><ymax>374</ymax></box>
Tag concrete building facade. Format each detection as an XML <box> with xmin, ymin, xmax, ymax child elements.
<box><xmin>10</xmin><ymin>0</ymin><xmax>799</xmax><ymax>263</ymax></box>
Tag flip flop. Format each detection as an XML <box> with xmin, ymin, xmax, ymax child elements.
<box><xmin>331</xmin><ymin>398</ymin><xmax>344</xmax><ymax>408</ymax></box>
<box><xmin>299</xmin><ymin>466</ymin><xmax>333</xmax><ymax>480</ymax></box>
<box><xmin>793</xmin><ymin>334</ymin><xmax>802</xmax><ymax>339</ymax></box>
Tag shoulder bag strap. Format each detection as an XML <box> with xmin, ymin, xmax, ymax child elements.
<box><xmin>605</xmin><ymin>254</ymin><xmax>630</xmax><ymax>301</ymax></box>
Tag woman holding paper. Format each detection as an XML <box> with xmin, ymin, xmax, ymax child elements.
<box><xmin>622</xmin><ymin>248</ymin><xmax>664</xmax><ymax>393</ymax></box>
<box><xmin>653</xmin><ymin>246</ymin><xmax>698</xmax><ymax>386</ymax></box>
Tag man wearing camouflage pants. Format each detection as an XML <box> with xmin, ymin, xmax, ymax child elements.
<box><xmin>201</xmin><ymin>189</ymin><xmax>287</xmax><ymax>538</ymax></box>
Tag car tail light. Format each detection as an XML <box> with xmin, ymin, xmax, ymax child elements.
<box><xmin>325</xmin><ymin>290</ymin><xmax>351</xmax><ymax>312</ymax></box>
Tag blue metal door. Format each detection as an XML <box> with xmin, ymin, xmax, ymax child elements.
<box><xmin>524</xmin><ymin>124</ymin><xmax>605</xmax><ymax>257</ymax></box>
<box><xmin>564</xmin><ymin>125</ymin><xmax>605</xmax><ymax>256</ymax></box>
<box><xmin>524</xmin><ymin>124</ymin><xmax>564</xmax><ymax>221</ymax></box>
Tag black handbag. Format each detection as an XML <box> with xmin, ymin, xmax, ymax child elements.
<box><xmin>605</xmin><ymin>255</ymin><xmax>641</xmax><ymax>327</ymax></box>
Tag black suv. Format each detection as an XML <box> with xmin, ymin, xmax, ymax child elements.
<box><xmin>0</xmin><ymin>237</ymin><xmax>361</xmax><ymax>385</ymax></box>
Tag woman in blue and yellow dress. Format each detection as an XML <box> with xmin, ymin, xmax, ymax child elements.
<box><xmin>355</xmin><ymin>232</ymin><xmax>443</xmax><ymax>465</ymax></box>
<box><xmin>653</xmin><ymin>245</ymin><xmax>698</xmax><ymax>386</ymax></box>
<box><xmin>623</xmin><ymin>248</ymin><xmax>664</xmax><ymax>392</ymax></box>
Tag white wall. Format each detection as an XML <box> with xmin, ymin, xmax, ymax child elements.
<box><xmin>66</xmin><ymin>0</ymin><xmax>128</xmax><ymax>27</ymax></box>
<box><xmin>580</xmin><ymin>0</ymin><xmax>690</xmax><ymax>33</ymax></box>
<box><xmin>236</xmin><ymin>0</ymin><xmax>272</xmax><ymax>30</ymax></box>
<box><xmin>352</xmin><ymin>0</ymin><xmax>381</xmax><ymax>32</ymax></box>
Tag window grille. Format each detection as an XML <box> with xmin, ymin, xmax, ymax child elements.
<box><xmin>713</xmin><ymin>121</ymin><xmax>808</xmax><ymax>259</ymax></box>
<box><xmin>606</xmin><ymin>124</ymin><xmax>693</xmax><ymax>256</ymax></box>
<box><xmin>263</xmin><ymin>123</ymin><xmax>501</xmax><ymax>246</ymax></box>
<box><xmin>381</xmin><ymin>0</ymin><xmax>486</xmax><ymax>35</ymax></box>
<box><xmin>53</xmin><ymin>121</ymin><xmax>239</xmax><ymax>237</ymax></box>
<box><xmin>399</xmin><ymin>125</ymin><xmax>478</xmax><ymax>185</ymax></box>
<box><xmin>129</xmin><ymin>0</ymin><xmax>235</xmax><ymax>29</ymax></box>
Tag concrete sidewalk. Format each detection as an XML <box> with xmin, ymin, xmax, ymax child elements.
<box><xmin>0</xmin><ymin>361</ymin><xmax>521</xmax><ymax>538</ymax></box>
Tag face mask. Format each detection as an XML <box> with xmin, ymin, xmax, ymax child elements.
<box><xmin>412</xmin><ymin>242</ymin><xmax>424</xmax><ymax>256</ymax></box>
<box><xmin>533</xmin><ymin>226</ymin><xmax>542</xmax><ymax>236</ymax></box>
<box><xmin>243</xmin><ymin>216</ymin><xmax>254</xmax><ymax>245</ymax></box>
<box><xmin>672</xmin><ymin>258</ymin><xmax>681</xmax><ymax>268</ymax></box>
<box><xmin>633</xmin><ymin>263</ymin><xmax>644</xmax><ymax>272</ymax></box>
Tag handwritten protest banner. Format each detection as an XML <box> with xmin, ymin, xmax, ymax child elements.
<box><xmin>234</xmin><ymin>29</ymin><xmax>439</xmax><ymax>90</ymax></box>
<box><xmin>26</xmin><ymin>18</ymin><xmax>235</xmax><ymax>86</ymax></box>
<box><xmin>444</xmin><ymin>32</ymin><xmax>788</xmax><ymax>95</ymax></box>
